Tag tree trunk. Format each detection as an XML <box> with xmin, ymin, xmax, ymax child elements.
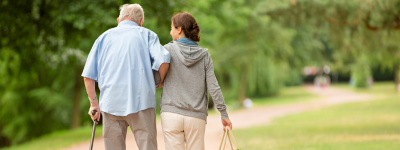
<box><xmin>395</xmin><ymin>64</ymin><xmax>399</xmax><ymax>92</ymax></box>
<box><xmin>238</xmin><ymin>11</ymin><xmax>252</xmax><ymax>106</ymax></box>
<box><xmin>238</xmin><ymin>65</ymin><xmax>248</xmax><ymax>106</ymax></box>
<box><xmin>71</xmin><ymin>68</ymin><xmax>83</xmax><ymax>129</ymax></box>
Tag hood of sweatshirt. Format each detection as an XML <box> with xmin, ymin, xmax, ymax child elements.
<box><xmin>171</xmin><ymin>41</ymin><xmax>208</xmax><ymax>67</ymax></box>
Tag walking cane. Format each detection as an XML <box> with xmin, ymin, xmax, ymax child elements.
<box><xmin>89</xmin><ymin>110</ymin><xmax>97</xmax><ymax>150</ymax></box>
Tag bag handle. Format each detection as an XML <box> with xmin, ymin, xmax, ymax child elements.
<box><xmin>226</xmin><ymin>126</ymin><xmax>238</xmax><ymax>149</ymax></box>
<box><xmin>219</xmin><ymin>126</ymin><xmax>239</xmax><ymax>150</ymax></box>
<box><xmin>218</xmin><ymin>127</ymin><xmax>227</xmax><ymax>150</ymax></box>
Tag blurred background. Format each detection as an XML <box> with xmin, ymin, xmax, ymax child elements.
<box><xmin>1</xmin><ymin>0</ymin><xmax>399</xmax><ymax>149</ymax></box>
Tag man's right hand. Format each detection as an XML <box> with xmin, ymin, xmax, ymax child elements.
<box><xmin>88</xmin><ymin>102</ymin><xmax>101</xmax><ymax>123</ymax></box>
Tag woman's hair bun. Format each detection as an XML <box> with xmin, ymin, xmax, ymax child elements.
<box><xmin>193</xmin><ymin>23</ymin><xmax>199</xmax><ymax>29</ymax></box>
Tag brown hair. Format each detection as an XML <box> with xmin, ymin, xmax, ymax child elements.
<box><xmin>171</xmin><ymin>12</ymin><xmax>200</xmax><ymax>42</ymax></box>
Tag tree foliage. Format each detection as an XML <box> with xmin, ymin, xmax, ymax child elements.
<box><xmin>0</xmin><ymin>0</ymin><xmax>186</xmax><ymax>146</ymax></box>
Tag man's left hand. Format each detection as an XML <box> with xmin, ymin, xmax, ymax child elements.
<box><xmin>88</xmin><ymin>102</ymin><xmax>101</xmax><ymax>123</ymax></box>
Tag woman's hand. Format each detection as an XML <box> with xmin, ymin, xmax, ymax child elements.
<box><xmin>156</xmin><ymin>82</ymin><xmax>164</xmax><ymax>89</ymax></box>
<box><xmin>222</xmin><ymin>118</ymin><xmax>232</xmax><ymax>131</ymax></box>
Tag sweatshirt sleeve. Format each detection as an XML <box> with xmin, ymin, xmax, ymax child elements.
<box><xmin>205</xmin><ymin>53</ymin><xmax>229</xmax><ymax>120</ymax></box>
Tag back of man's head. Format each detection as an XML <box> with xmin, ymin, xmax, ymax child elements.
<box><xmin>119</xmin><ymin>4</ymin><xmax>144</xmax><ymax>24</ymax></box>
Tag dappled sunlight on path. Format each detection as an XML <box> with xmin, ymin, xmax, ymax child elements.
<box><xmin>62</xmin><ymin>85</ymin><xmax>374</xmax><ymax>150</ymax></box>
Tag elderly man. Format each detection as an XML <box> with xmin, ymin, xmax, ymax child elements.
<box><xmin>81</xmin><ymin>4</ymin><xmax>170</xmax><ymax>150</ymax></box>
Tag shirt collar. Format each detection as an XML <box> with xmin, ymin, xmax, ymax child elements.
<box><xmin>176</xmin><ymin>38</ymin><xmax>198</xmax><ymax>45</ymax></box>
<box><xmin>118</xmin><ymin>20</ymin><xmax>139</xmax><ymax>27</ymax></box>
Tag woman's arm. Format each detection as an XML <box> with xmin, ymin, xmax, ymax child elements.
<box><xmin>156</xmin><ymin>63</ymin><xmax>170</xmax><ymax>88</ymax></box>
<box><xmin>205</xmin><ymin>54</ymin><xmax>232</xmax><ymax>130</ymax></box>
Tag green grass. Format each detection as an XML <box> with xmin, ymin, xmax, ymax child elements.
<box><xmin>251</xmin><ymin>86</ymin><xmax>318</xmax><ymax>106</ymax></box>
<box><xmin>1</xmin><ymin>126</ymin><xmax>103</xmax><ymax>150</ymax></box>
<box><xmin>234</xmin><ymin>82</ymin><xmax>400</xmax><ymax>150</ymax></box>
<box><xmin>331</xmin><ymin>81</ymin><xmax>397</xmax><ymax>94</ymax></box>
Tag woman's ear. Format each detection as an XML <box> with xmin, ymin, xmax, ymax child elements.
<box><xmin>178</xmin><ymin>27</ymin><xmax>183</xmax><ymax>35</ymax></box>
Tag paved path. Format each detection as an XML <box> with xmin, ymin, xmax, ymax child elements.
<box><xmin>63</xmin><ymin>86</ymin><xmax>374</xmax><ymax>150</ymax></box>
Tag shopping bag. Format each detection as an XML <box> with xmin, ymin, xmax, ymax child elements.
<box><xmin>219</xmin><ymin>126</ymin><xmax>240</xmax><ymax>150</ymax></box>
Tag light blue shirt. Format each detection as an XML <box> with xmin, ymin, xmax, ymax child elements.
<box><xmin>81</xmin><ymin>21</ymin><xmax>171</xmax><ymax>116</ymax></box>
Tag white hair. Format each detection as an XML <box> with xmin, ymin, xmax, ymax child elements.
<box><xmin>118</xmin><ymin>4</ymin><xmax>144</xmax><ymax>23</ymax></box>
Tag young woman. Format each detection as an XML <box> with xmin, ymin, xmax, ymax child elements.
<box><xmin>159</xmin><ymin>12</ymin><xmax>232</xmax><ymax>150</ymax></box>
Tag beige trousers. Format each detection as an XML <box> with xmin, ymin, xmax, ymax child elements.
<box><xmin>160</xmin><ymin>112</ymin><xmax>206</xmax><ymax>150</ymax></box>
<box><xmin>102</xmin><ymin>108</ymin><xmax>157</xmax><ymax>150</ymax></box>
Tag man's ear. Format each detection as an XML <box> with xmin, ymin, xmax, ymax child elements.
<box><xmin>139</xmin><ymin>18</ymin><xmax>144</xmax><ymax>27</ymax></box>
<box><xmin>117</xmin><ymin>18</ymin><xmax>120</xmax><ymax>24</ymax></box>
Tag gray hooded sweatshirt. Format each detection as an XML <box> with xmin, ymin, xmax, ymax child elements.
<box><xmin>160</xmin><ymin>41</ymin><xmax>229</xmax><ymax>121</ymax></box>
